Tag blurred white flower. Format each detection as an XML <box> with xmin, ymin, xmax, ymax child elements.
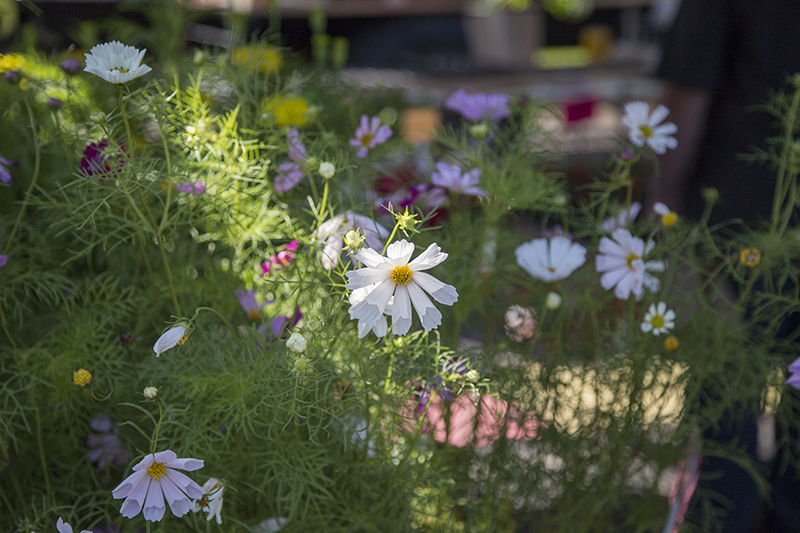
<box><xmin>192</xmin><ymin>478</ymin><xmax>224</xmax><ymax>525</ymax></box>
<box><xmin>595</xmin><ymin>228</ymin><xmax>664</xmax><ymax>301</ymax></box>
<box><xmin>345</xmin><ymin>240</ymin><xmax>458</xmax><ymax>336</ymax></box>
<box><xmin>545</xmin><ymin>291</ymin><xmax>563</xmax><ymax>310</ymax></box>
<box><xmin>621</xmin><ymin>101</ymin><xmax>677</xmax><ymax>154</ymax></box>
<box><xmin>316</xmin><ymin>212</ymin><xmax>389</xmax><ymax>270</ymax></box>
<box><xmin>84</xmin><ymin>41</ymin><xmax>152</xmax><ymax>84</ymax></box>
<box><xmin>601</xmin><ymin>202</ymin><xmax>641</xmax><ymax>233</ymax></box>
<box><xmin>504</xmin><ymin>305</ymin><xmax>537</xmax><ymax>342</ymax></box>
<box><xmin>515</xmin><ymin>236</ymin><xmax>587</xmax><ymax>283</ymax></box>
<box><xmin>152</xmin><ymin>325</ymin><xmax>188</xmax><ymax>356</ymax></box>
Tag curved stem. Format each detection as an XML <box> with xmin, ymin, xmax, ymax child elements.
<box><xmin>151</xmin><ymin>400</ymin><xmax>164</xmax><ymax>454</ymax></box>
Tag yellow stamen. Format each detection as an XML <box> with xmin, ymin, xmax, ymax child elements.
<box><xmin>661</xmin><ymin>212</ymin><xmax>678</xmax><ymax>227</ymax></box>
<box><xmin>247</xmin><ymin>310</ymin><xmax>261</xmax><ymax>321</ymax></box>
<box><xmin>626</xmin><ymin>253</ymin><xmax>639</xmax><ymax>271</ymax></box>
<box><xmin>148</xmin><ymin>462</ymin><xmax>166</xmax><ymax>479</ymax></box>
<box><xmin>739</xmin><ymin>248</ymin><xmax>761</xmax><ymax>268</ymax></box>
<box><xmin>664</xmin><ymin>335</ymin><xmax>679</xmax><ymax>351</ymax></box>
<box><xmin>390</xmin><ymin>265</ymin><xmax>413</xmax><ymax>285</ymax></box>
<box><xmin>72</xmin><ymin>368</ymin><xmax>93</xmax><ymax>387</ymax></box>
<box><xmin>639</xmin><ymin>125</ymin><xmax>653</xmax><ymax>138</ymax></box>
<box><xmin>651</xmin><ymin>315</ymin><xmax>664</xmax><ymax>329</ymax></box>
<box><xmin>114</xmin><ymin>67</ymin><xmax>130</xmax><ymax>74</ymax></box>
<box><xmin>360</xmin><ymin>133</ymin><xmax>375</xmax><ymax>147</ymax></box>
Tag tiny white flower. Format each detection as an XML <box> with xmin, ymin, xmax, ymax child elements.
<box><xmin>254</xmin><ymin>517</ymin><xmax>288</xmax><ymax>533</ymax></box>
<box><xmin>343</xmin><ymin>229</ymin><xmax>366</xmax><ymax>251</ymax></box>
<box><xmin>641</xmin><ymin>302</ymin><xmax>676</xmax><ymax>336</ymax></box>
<box><xmin>653</xmin><ymin>202</ymin><xmax>678</xmax><ymax>227</ymax></box>
<box><xmin>621</xmin><ymin>101</ymin><xmax>678</xmax><ymax>154</ymax></box>
<box><xmin>286</xmin><ymin>332</ymin><xmax>308</xmax><ymax>354</ymax></box>
<box><xmin>515</xmin><ymin>236</ymin><xmax>587</xmax><ymax>283</ymax></box>
<box><xmin>345</xmin><ymin>240</ymin><xmax>459</xmax><ymax>336</ymax></box>
<box><xmin>153</xmin><ymin>325</ymin><xmax>188</xmax><ymax>356</ymax></box>
<box><xmin>192</xmin><ymin>478</ymin><xmax>224</xmax><ymax>525</ymax></box>
<box><xmin>595</xmin><ymin>228</ymin><xmax>664</xmax><ymax>301</ymax></box>
<box><xmin>545</xmin><ymin>291</ymin><xmax>563</xmax><ymax>310</ymax></box>
<box><xmin>84</xmin><ymin>41</ymin><xmax>152</xmax><ymax>84</ymax></box>
<box><xmin>143</xmin><ymin>386</ymin><xmax>159</xmax><ymax>399</ymax></box>
<box><xmin>319</xmin><ymin>161</ymin><xmax>336</xmax><ymax>179</ymax></box>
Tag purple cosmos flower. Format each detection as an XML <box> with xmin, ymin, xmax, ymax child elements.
<box><xmin>60</xmin><ymin>58</ymin><xmax>81</xmax><ymax>74</ymax></box>
<box><xmin>47</xmin><ymin>97</ymin><xmax>63</xmax><ymax>109</ymax></box>
<box><xmin>4</xmin><ymin>70</ymin><xmax>20</xmax><ymax>83</ymax></box>
<box><xmin>174</xmin><ymin>181</ymin><xmax>205</xmax><ymax>195</ymax></box>
<box><xmin>112</xmin><ymin>449</ymin><xmax>204</xmax><ymax>522</ymax></box>
<box><xmin>80</xmin><ymin>139</ymin><xmax>126</xmax><ymax>177</ymax></box>
<box><xmin>315</xmin><ymin>212</ymin><xmax>390</xmax><ymax>270</ymax></box>
<box><xmin>786</xmin><ymin>356</ymin><xmax>800</xmax><ymax>389</ymax></box>
<box><xmin>0</xmin><ymin>255</ymin><xmax>7</xmax><ymax>268</ymax></box>
<box><xmin>0</xmin><ymin>156</ymin><xmax>17</xmax><ymax>185</ymax></box>
<box><xmin>261</xmin><ymin>240</ymin><xmax>299</xmax><ymax>276</ymax></box>
<box><xmin>418</xmin><ymin>357</ymin><xmax>469</xmax><ymax>412</ymax></box>
<box><xmin>34</xmin><ymin>517</ymin><xmax>92</xmax><ymax>533</ymax></box>
<box><xmin>235</xmin><ymin>289</ymin><xmax>273</xmax><ymax>320</ymax></box>
<box><xmin>274</xmin><ymin>161</ymin><xmax>303</xmax><ymax>193</ymax></box>
<box><xmin>445</xmin><ymin>90</ymin><xmax>511</xmax><ymax>122</ymax></box>
<box><xmin>256</xmin><ymin>307</ymin><xmax>303</xmax><ymax>349</ymax></box>
<box><xmin>427</xmin><ymin>162</ymin><xmax>487</xmax><ymax>209</ymax></box>
<box><xmin>87</xmin><ymin>413</ymin><xmax>130</xmax><ymax>470</ymax></box>
<box><xmin>349</xmin><ymin>115</ymin><xmax>392</xmax><ymax>158</ymax></box>
<box><xmin>287</xmin><ymin>127</ymin><xmax>307</xmax><ymax>164</ymax></box>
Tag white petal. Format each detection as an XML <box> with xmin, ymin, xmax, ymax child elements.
<box><xmin>413</xmin><ymin>272</ymin><xmax>458</xmax><ymax>305</ymax></box>
<box><xmin>409</xmin><ymin>242</ymin><xmax>448</xmax><ymax>270</ymax></box>
<box><xmin>153</xmin><ymin>327</ymin><xmax>186</xmax><ymax>356</ymax></box>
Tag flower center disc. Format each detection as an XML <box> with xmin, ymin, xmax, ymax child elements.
<box><xmin>361</xmin><ymin>133</ymin><xmax>375</xmax><ymax>147</ymax></box>
<box><xmin>639</xmin><ymin>125</ymin><xmax>653</xmax><ymax>138</ymax></box>
<box><xmin>247</xmin><ymin>310</ymin><xmax>261</xmax><ymax>321</ymax></box>
<box><xmin>390</xmin><ymin>265</ymin><xmax>413</xmax><ymax>285</ymax></box>
<box><xmin>651</xmin><ymin>316</ymin><xmax>664</xmax><ymax>328</ymax></box>
<box><xmin>625</xmin><ymin>253</ymin><xmax>640</xmax><ymax>271</ymax></box>
<box><xmin>148</xmin><ymin>462</ymin><xmax>166</xmax><ymax>479</ymax></box>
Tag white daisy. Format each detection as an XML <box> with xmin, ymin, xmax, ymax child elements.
<box><xmin>316</xmin><ymin>212</ymin><xmax>389</xmax><ymax>270</ymax></box>
<box><xmin>153</xmin><ymin>325</ymin><xmax>188</xmax><ymax>356</ymax></box>
<box><xmin>192</xmin><ymin>478</ymin><xmax>224</xmax><ymax>525</ymax></box>
<box><xmin>515</xmin><ymin>236</ymin><xmax>587</xmax><ymax>283</ymax></box>
<box><xmin>640</xmin><ymin>302</ymin><xmax>676</xmax><ymax>336</ymax></box>
<box><xmin>595</xmin><ymin>228</ymin><xmax>664</xmax><ymax>301</ymax></box>
<box><xmin>84</xmin><ymin>41</ymin><xmax>152</xmax><ymax>84</ymax></box>
<box><xmin>345</xmin><ymin>240</ymin><xmax>458</xmax><ymax>336</ymax></box>
<box><xmin>621</xmin><ymin>101</ymin><xmax>678</xmax><ymax>154</ymax></box>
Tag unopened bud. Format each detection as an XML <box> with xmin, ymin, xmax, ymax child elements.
<box><xmin>466</xmin><ymin>369</ymin><xmax>480</xmax><ymax>383</ymax></box>
<box><xmin>343</xmin><ymin>229</ymin><xmax>365</xmax><ymax>251</ymax></box>
<box><xmin>286</xmin><ymin>332</ymin><xmax>308</xmax><ymax>354</ymax></box>
<box><xmin>545</xmin><ymin>291</ymin><xmax>562</xmax><ymax>310</ymax></box>
<box><xmin>469</xmin><ymin>122</ymin><xmax>489</xmax><ymax>140</ymax></box>
<box><xmin>319</xmin><ymin>161</ymin><xmax>335</xmax><ymax>179</ymax></box>
<box><xmin>143</xmin><ymin>386</ymin><xmax>159</xmax><ymax>399</ymax></box>
<box><xmin>90</xmin><ymin>111</ymin><xmax>106</xmax><ymax>124</ymax></box>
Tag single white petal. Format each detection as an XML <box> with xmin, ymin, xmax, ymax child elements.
<box><xmin>153</xmin><ymin>327</ymin><xmax>186</xmax><ymax>356</ymax></box>
<box><xmin>408</xmin><ymin>242</ymin><xmax>449</xmax><ymax>270</ymax></box>
<box><xmin>412</xmin><ymin>272</ymin><xmax>458</xmax><ymax>305</ymax></box>
<box><xmin>386</xmin><ymin>239</ymin><xmax>415</xmax><ymax>263</ymax></box>
<box><xmin>142</xmin><ymin>479</ymin><xmax>166</xmax><ymax>521</ymax></box>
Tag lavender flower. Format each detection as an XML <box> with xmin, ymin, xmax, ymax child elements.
<box><xmin>0</xmin><ymin>155</ymin><xmax>17</xmax><ymax>185</ymax></box>
<box><xmin>427</xmin><ymin>162</ymin><xmax>487</xmax><ymax>208</ymax></box>
<box><xmin>235</xmin><ymin>289</ymin><xmax>273</xmax><ymax>320</ymax></box>
<box><xmin>445</xmin><ymin>90</ymin><xmax>511</xmax><ymax>122</ymax></box>
<box><xmin>87</xmin><ymin>414</ymin><xmax>130</xmax><ymax>470</ymax></box>
<box><xmin>349</xmin><ymin>115</ymin><xmax>392</xmax><ymax>158</ymax></box>
<box><xmin>60</xmin><ymin>58</ymin><xmax>81</xmax><ymax>74</ymax></box>
<box><xmin>174</xmin><ymin>181</ymin><xmax>205</xmax><ymax>195</ymax></box>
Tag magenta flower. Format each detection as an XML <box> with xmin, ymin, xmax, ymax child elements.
<box><xmin>0</xmin><ymin>155</ymin><xmax>17</xmax><ymax>185</ymax></box>
<box><xmin>112</xmin><ymin>450</ymin><xmax>204</xmax><ymax>522</ymax></box>
<box><xmin>349</xmin><ymin>115</ymin><xmax>392</xmax><ymax>158</ymax></box>
<box><xmin>174</xmin><ymin>181</ymin><xmax>205</xmax><ymax>195</ymax></box>
<box><xmin>427</xmin><ymin>162</ymin><xmax>487</xmax><ymax>209</ymax></box>
<box><xmin>235</xmin><ymin>289</ymin><xmax>273</xmax><ymax>320</ymax></box>
<box><xmin>445</xmin><ymin>90</ymin><xmax>511</xmax><ymax>122</ymax></box>
<box><xmin>80</xmin><ymin>139</ymin><xmax>126</xmax><ymax>177</ymax></box>
<box><xmin>261</xmin><ymin>240</ymin><xmax>299</xmax><ymax>276</ymax></box>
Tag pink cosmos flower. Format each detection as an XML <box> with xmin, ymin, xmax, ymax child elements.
<box><xmin>261</xmin><ymin>239</ymin><xmax>300</xmax><ymax>276</ymax></box>
<box><xmin>80</xmin><ymin>139</ymin><xmax>126</xmax><ymax>177</ymax></box>
<box><xmin>112</xmin><ymin>450</ymin><xmax>204</xmax><ymax>522</ymax></box>
<box><xmin>257</xmin><ymin>307</ymin><xmax>303</xmax><ymax>348</ymax></box>
<box><xmin>235</xmin><ymin>289</ymin><xmax>273</xmax><ymax>320</ymax></box>
<box><xmin>349</xmin><ymin>115</ymin><xmax>392</xmax><ymax>158</ymax></box>
<box><xmin>445</xmin><ymin>90</ymin><xmax>511</xmax><ymax>122</ymax></box>
<box><xmin>426</xmin><ymin>162</ymin><xmax>487</xmax><ymax>209</ymax></box>
<box><xmin>174</xmin><ymin>181</ymin><xmax>205</xmax><ymax>195</ymax></box>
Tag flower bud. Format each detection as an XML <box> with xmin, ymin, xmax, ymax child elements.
<box><xmin>143</xmin><ymin>386</ymin><xmax>159</xmax><ymax>399</ymax></box>
<box><xmin>286</xmin><ymin>332</ymin><xmax>308</xmax><ymax>354</ymax></box>
<box><xmin>294</xmin><ymin>356</ymin><xmax>310</xmax><ymax>372</ymax></box>
<box><xmin>343</xmin><ymin>229</ymin><xmax>365</xmax><ymax>251</ymax></box>
<box><xmin>466</xmin><ymin>369</ymin><xmax>480</xmax><ymax>383</ymax></box>
<box><xmin>73</xmin><ymin>368</ymin><xmax>93</xmax><ymax>387</ymax></box>
<box><xmin>90</xmin><ymin>111</ymin><xmax>106</xmax><ymax>124</ymax></box>
<box><xmin>701</xmin><ymin>187</ymin><xmax>719</xmax><ymax>206</ymax></box>
<box><xmin>60</xmin><ymin>58</ymin><xmax>81</xmax><ymax>74</ymax></box>
<box><xmin>545</xmin><ymin>291</ymin><xmax>562</xmax><ymax>310</ymax></box>
<box><xmin>469</xmin><ymin>122</ymin><xmax>489</xmax><ymax>140</ymax></box>
<box><xmin>319</xmin><ymin>161</ymin><xmax>335</xmax><ymax>180</ymax></box>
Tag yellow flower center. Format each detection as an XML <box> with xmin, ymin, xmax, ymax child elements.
<box><xmin>114</xmin><ymin>67</ymin><xmax>130</xmax><ymax>73</ymax></box>
<box><xmin>740</xmin><ymin>248</ymin><xmax>761</xmax><ymax>268</ymax></box>
<box><xmin>651</xmin><ymin>315</ymin><xmax>664</xmax><ymax>329</ymax></box>
<box><xmin>247</xmin><ymin>310</ymin><xmax>261</xmax><ymax>321</ymax></box>
<box><xmin>639</xmin><ymin>125</ymin><xmax>653</xmax><ymax>138</ymax></box>
<box><xmin>626</xmin><ymin>253</ymin><xmax>640</xmax><ymax>271</ymax></box>
<box><xmin>547</xmin><ymin>266</ymin><xmax>556</xmax><ymax>273</ymax></box>
<box><xmin>176</xmin><ymin>335</ymin><xmax>187</xmax><ymax>346</ymax></box>
<box><xmin>72</xmin><ymin>368</ymin><xmax>93</xmax><ymax>387</ymax></box>
<box><xmin>390</xmin><ymin>265</ymin><xmax>413</xmax><ymax>285</ymax></box>
<box><xmin>360</xmin><ymin>133</ymin><xmax>375</xmax><ymax>147</ymax></box>
<box><xmin>661</xmin><ymin>212</ymin><xmax>678</xmax><ymax>227</ymax></box>
<box><xmin>148</xmin><ymin>462</ymin><xmax>166</xmax><ymax>479</ymax></box>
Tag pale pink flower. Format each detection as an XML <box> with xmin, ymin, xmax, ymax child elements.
<box><xmin>112</xmin><ymin>450</ymin><xmax>204</xmax><ymax>522</ymax></box>
<box><xmin>349</xmin><ymin>115</ymin><xmax>392</xmax><ymax>158</ymax></box>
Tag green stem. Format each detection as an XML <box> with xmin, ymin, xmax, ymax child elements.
<box><xmin>119</xmin><ymin>85</ymin><xmax>134</xmax><ymax>150</ymax></box>
<box><xmin>157</xmin><ymin>119</ymin><xmax>174</xmax><ymax>233</ymax></box>
<box><xmin>316</xmin><ymin>179</ymin><xmax>330</xmax><ymax>230</ymax></box>
<box><xmin>34</xmin><ymin>407</ymin><xmax>52</xmax><ymax>504</ymax></box>
<box><xmin>770</xmin><ymin>85</ymin><xmax>800</xmax><ymax>234</ymax></box>
<box><xmin>3</xmin><ymin>97</ymin><xmax>42</xmax><ymax>254</ymax></box>
<box><xmin>191</xmin><ymin>306</ymin><xmax>244</xmax><ymax>346</ymax></box>
<box><xmin>158</xmin><ymin>237</ymin><xmax>182</xmax><ymax>315</ymax></box>
<box><xmin>383</xmin><ymin>351</ymin><xmax>394</xmax><ymax>393</ymax></box>
<box><xmin>381</xmin><ymin>221</ymin><xmax>402</xmax><ymax>255</ymax></box>
<box><xmin>151</xmin><ymin>400</ymin><xmax>164</xmax><ymax>454</ymax></box>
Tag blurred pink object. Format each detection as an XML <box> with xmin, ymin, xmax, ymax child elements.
<box><xmin>409</xmin><ymin>393</ymin><xmax>538</xmax><ymax>448</ymax></box>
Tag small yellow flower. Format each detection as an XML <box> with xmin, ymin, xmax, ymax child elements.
<box><xmin>0</xmin><ymin>53</ymin><xmax>25</xmax><ymax>73</ymax></box>
<box><xmin>395</xmin><ymin>207</ymin><xmax>418</xmax><ymax>232</ymax></box>
<box><xmin>264</xmin><ymin>96</ymin><xmax>312</xmax><ymax>128</ymax></box>
<box><xmin>664</xmin><ymin>335</ymin><xmax>679</xmax><ymax>351</ymax></box>
<box><xmin>232</xmin><ymin>44</ymin><xmax>282</xmax><ymax>73</ymax></box>
<box><xmin>739</xmin><ymin>248</ymin><xmax>761</xmax><ymax>268</ymax></box>
<box><xmin>73</xmin><ymin>368</ymin><xmax>93</xmax><ymax>387</ymax></box>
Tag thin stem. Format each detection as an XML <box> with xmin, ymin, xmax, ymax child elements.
<box><xmin>119</xmin><ymin>85</ymin><xmax>134</xmax><ymax>151</ymax></box>
<box><xmin>770</xmin><ymin>85</ymin><xmax>800</xmax><ymax>233</ymax></box>
<box><xmin>34</xmin><ymin>407</ymin><xmax>52</xmax><ymax>504</ymax></box>
<box><xmin>3</xmin><ymin>97</ymin><xmax>42</xmax><ymax>254</ymax></box>
<box><xmin>151</xmin><ymin>400</ymin><xmax>164</xmax><ymax>454</ymax></box>
<box><xmin>158</xmin><ymin>237</ymin><xmax>182</xmax><ymax>315</ymax></box>
<box><xmin>383</xmin><ymin>351</ymin><xmax>394</xmax><ymax>394</ymax></box>
<box><xmin>382</xmin><ymin>221</ymin><xmax>401</xmax><ymax>255</ymax></box>
<box><xmin>316</xmin><ymin>179</ymin><xmax>330</xmax><ymax>231</ymax></box>
<box><xmin>157</xmin><ymin>119</ymin><xmax>174</xmax><ymax>233</ymax></box>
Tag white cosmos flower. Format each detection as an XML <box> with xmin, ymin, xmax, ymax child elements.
<box><xmin>316</xmin><ymin>212</ymin><xmax>389</xmax><ymax>270</ymax></box>
<box><xmin>84</xmin><ymin>41</ymin><xmax>152</xmax><ymax>84</ymax></box>
<box><xmin>641</xmin><ymin>302</ymin><xmax>676</xmax><ymax>336</ymax></box>
<box><xmin>601</xmin><ymin>202</ymin><xmax>641</xmax><ymax>233</ymax></box>
<box><xmin>345</xmin><ymin>240</ymin><xmax>458</xmax><ymax>336</ymax></box>
<box><xmin>515</xmin><ymin>236</ymin><xmax>587</xmax><ymax>283</ymax></box>
<box><xmin>653</xmin><ymin>202</ymin><xmax>678</xmax><ymax>227</ymax></box>
<box><xmin>192</xmin><ymin>478</ymin><xmax>224</xmax><ymax>525</ymax></box>
<box><xmin>153</xmin><ymin>325</ymin><xmax>188</xmax><ymax>356</ymax></box>
<box><xmin>595</xmin><ymin>228</ymin><xmax>664</xmax><ymax>301</ymax></box>
<box><xmin>621</xmin><ymin>101</ymin><xmax>678</xmax><ymax>154</ymax></box>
